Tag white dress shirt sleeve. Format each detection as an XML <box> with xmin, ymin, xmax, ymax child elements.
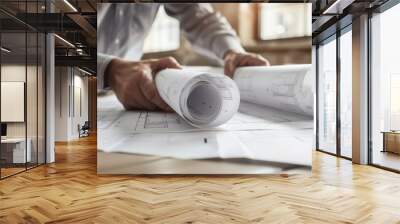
<box><xmin>164</xmin><ymin>3</ymin><xmax>245</xmax><ymax>65</ymax></box>
<box><xmin>97</xmin><ymin>53</ymin><xmax>116</xmax><ymax>90</ymax></box>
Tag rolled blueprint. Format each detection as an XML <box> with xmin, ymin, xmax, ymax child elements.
<box><xmin>233</xmin><ymin>64</ymin><xmax>313</xmax><ymax>116</ymax></box>
<box><xmin>155</xmin><ymin>69</ymin><xmax>240</xmax><ymax>128</ymax></box>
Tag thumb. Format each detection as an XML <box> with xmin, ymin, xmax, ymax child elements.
<box><xmin>224</xmin><ymin>58</ymin><xmax>236</xmax><ymax>78</ymax></box>
<box><xmin>150</xmin><ymin>57</ymin><xmax>182</xmax><ymax>74</ymax></box>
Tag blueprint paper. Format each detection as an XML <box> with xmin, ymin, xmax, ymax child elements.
<box><xmin>154</xmin><ymin>65</ymin><xmax>313</xmax><ymax>130</ymax></box>
<box><xmin>99</xmin><ymin>101</ymin><xmax>312</xmax><ymax>134</ymax></box>
<box><xmin>179</xmin><ymin>65</ymin><xmax>313</xmax><ymax>116</ymax></box>
<box><xmin>155</xmin><ymin>69</ymin><xmax>240</xmax><ymax>128</ymax></box>
<box><xmin>98</xmin><ymin>92</ymin><xmax>313</xmax><ymax>166</ymax></box>
<box><xmin>99</xmin><ymin>129</ymin><xmax>312</xmax><ymax>166</ymax></box>
<box><xmin>234</xmin><ymin>64</ymin><xmax>313</xmax><ymax>116</ymax></box>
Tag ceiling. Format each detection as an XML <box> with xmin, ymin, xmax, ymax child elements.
<box><xmin>1</xmin><ymin>0</ymin><xmax>395</xmax><ymax>74</ymax></box>
<box><xmin>0</xmin><ymin>0</ymin><xmax>96</xmax><ymax>74</ymax></box>
<box><xmin>312</xmin><ymin>0</ymin><xmax>392</xmax><ymax>43</ymax></box>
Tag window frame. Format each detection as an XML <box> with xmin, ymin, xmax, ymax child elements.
<box><xmin>314</xmin><ymin>0</ymin><xmax>400</xmax><ymax>173</ymax></box>
<box><xmin>338</xmin><ymin>24</ymin><xmax>353</xmax><ymax>159</ymax></box>
<box><xmin>314</xmin><ymin>20</ymin><xmax>353</xmax><ymax>161</ymax></box>
<box><xmin>316</xmin><ymin>33</ymin><xmax>338</xmax><ymax>156</ymax></box>
<box><xmin>0</xmin><ymin>0</ymin><xmax>47</xmax><ymax>180</ymax></box>
<box><xmin>367</xmin><ymin>0</ymin><xmax>400</xmax><ymax>173</ymax></box>
<box><xmin>257</xmin><ymin>3</ymin><xmax>312</xmax><ymax>41</ymax></box>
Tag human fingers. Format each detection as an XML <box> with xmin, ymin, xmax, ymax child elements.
<box><xmin>138</xmin><ymin>68</ymin><xmax>173</xmax><ymax>111</ymax></box>
<box><xmin>237</xmin><ymin>54</ymin><xmax>269</xmax><ymax>67</ymax></box>
<box><xmin>150</xmin><ymin>57</ymin><xmax>182</xmax><ymax>74</ymax></box>
<box><xmin>224</xmin><ymin>55</ymin><xmax>236</xmax><ymax>78</ymax></box>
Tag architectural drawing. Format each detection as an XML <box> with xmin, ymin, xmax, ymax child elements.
<box><xmin>98</xmin><ymin>90</ymin><xmax>313</xmax><ymax>166</ymax></box>
<box><xmin>234</xmin><ymin>64</ymin><xmax>313</xmax><ymax>116</ymax></box>
<box><xmin>98</xmin><ymin>65</ymin><xmax>314</xmax><ymax>166</ymax></box>
<box><xmin>152</xmin><ymin>65</ymin><xmax>312</xmax><ymax>130</ymax></box>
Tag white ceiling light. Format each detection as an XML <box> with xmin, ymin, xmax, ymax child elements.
<box><xmin>1</xmin><ymin>47</ymin><xmax>11</xmax><ymax>53</ymax></box>
<box><xmin>323</xmin><ymin>0</ymin><xmax>355</xmax><ymax>15</ymax></box>
<box><xmin>78</xmin><ymin>67</ymin><xmax>92</xmax><ymax>76</ymax></box>
<box><xmin>54</xmin><ymin>34</ymin><xmax>75</xmax><ymax>48</ymax></box>
<box><xmin>63</xmin><ymin>0</ymin><xmax>78</xmax><ymax>12</ymax></box>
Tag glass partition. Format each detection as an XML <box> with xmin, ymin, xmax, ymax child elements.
<box><xmin>0</xmin><ymin>1</ymin><xmax>46</xmax><ymax>179</ymax></box>
<box><xmin>37</xmin><ymin>0</ymin><xmax>46</xmax><ymax>165</ymax></box>
<box><xmin>37</xmin><ymin>32</ymin><xmax>45</xmax><ymax>165</ymax></box>
<box><xmin>1</xmin><ymin>30</ymin><xmax>28</xmax><ymax>178</ymax></box>
<box><xmin>27</xmin><ymin>31</ymin><xmax>38</xmax><ymax>169</ymax></box>
<box><xmin>317</xmin><ymin>36</ymin><xmax>337</xmax><ymax>154</ymax></box>
<box><xmin>26</xmin><ymin>0</ymin><xmax>43</xmax><ymax>169</ymax></box>
<box><xmin>339</xmin><ymin>27</ymin><xmax>352</xmax><ymax>158</ymax></box>
<box><xmin>370</xmin><ymin>3</ymin><xmax>400</xmax><ymax>171</ymax></box>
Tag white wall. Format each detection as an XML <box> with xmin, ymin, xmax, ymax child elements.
<box><xmin>54</xmin><ymin>67</ymin><xmax>89</xmax><ymax>141</ymax></box>
<box><xmin>55</xmin><ymin>66</ymin><xmax>69</xmax><ymax>141</ymax></box>
<box><xmin>1</xmin><ymin>65</ymin><xmax>26</xmax><ymax>130</ymax></box>
<box><xmin>1</xmin><ymin>63</ymin><xmax>47</xmax><ymax>164</ymax></box>
<box><xmin>1</xmin><ymin>65</ymin><xmax>42</xmax><ymax>138</ymax></box>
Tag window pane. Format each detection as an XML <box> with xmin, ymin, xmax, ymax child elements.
<box><xmin>27</xmin><ymin>30</ymin><xmax>38</xmax><ymax>169</ymax></box>
<box><xmin>340</xmin><ymin>29</ymin><xmax>352</xmax><ymax>158</ymax></box>
<box><xmin>318</xmin><ymin>37</ymin><xmax>337</xmax><ymax>154</ymax></box>
<box><xmin>1</xmin><ymin>30</ymin><xmax>28</xmax><ymax>177</ymax></box>
<box><xmin>38</xmin><ymin>32</ymin><xmax>45</xmax><ymax>165</ymax></box>
<box><xmin>259</xmin><ymin>3</ymin><xmax>312</xmax><ymax>40</ymax></box>
<box><xmin>1</xmin><ymin>0</ymin><xmax>46</xmax><ymax>179</ymax></box>
<box><xmin>371</xmin><ymin>3</ymin><xmax>400</xmax><ymax>171</ymax></box>
<box><xmin>143</xmin><ymin>6</ymin><xmax>180</xmax><ymax>53</ymax></box>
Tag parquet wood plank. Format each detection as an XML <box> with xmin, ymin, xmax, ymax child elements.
<box><xmin>0</xmin><ymin>135</ymin><xmax>399</xmax><ymax>223</ymax></box>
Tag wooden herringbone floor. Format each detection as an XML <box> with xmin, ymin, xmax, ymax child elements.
<box><xmin>1</xmin><ymin>135</ymin><xmax>400</xmax><ymax>224</ymax></box>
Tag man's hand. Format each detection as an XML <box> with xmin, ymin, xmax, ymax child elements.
<box><xmin>105</xmin><ymin>57</ymin><xmax>182</xmax><ymax>111</ymax></box>
<box><xmin>224</xmin><ymin>50</ymin><xmax>270</xmax><ymax>78</ymax></box>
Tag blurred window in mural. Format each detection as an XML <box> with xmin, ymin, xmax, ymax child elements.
<box><xmin>143</xmin><ymin>6</ymin><xmax>180</xmax><ymax>53</ymax></box>
<box><xmin>259</xmin><ymin>3</ymin><xmax>312</xmax><ymax>40</ymax></box>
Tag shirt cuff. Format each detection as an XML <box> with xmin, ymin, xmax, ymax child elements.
<box><xmin>212</xmin><ymin>35</ymin><xmax>246</xmax><ymax>61</ymax></box>
<box><xmin>97</xmin><ymin>53</ymin><xmax>116</xmax><ymax>90</ymax></box>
